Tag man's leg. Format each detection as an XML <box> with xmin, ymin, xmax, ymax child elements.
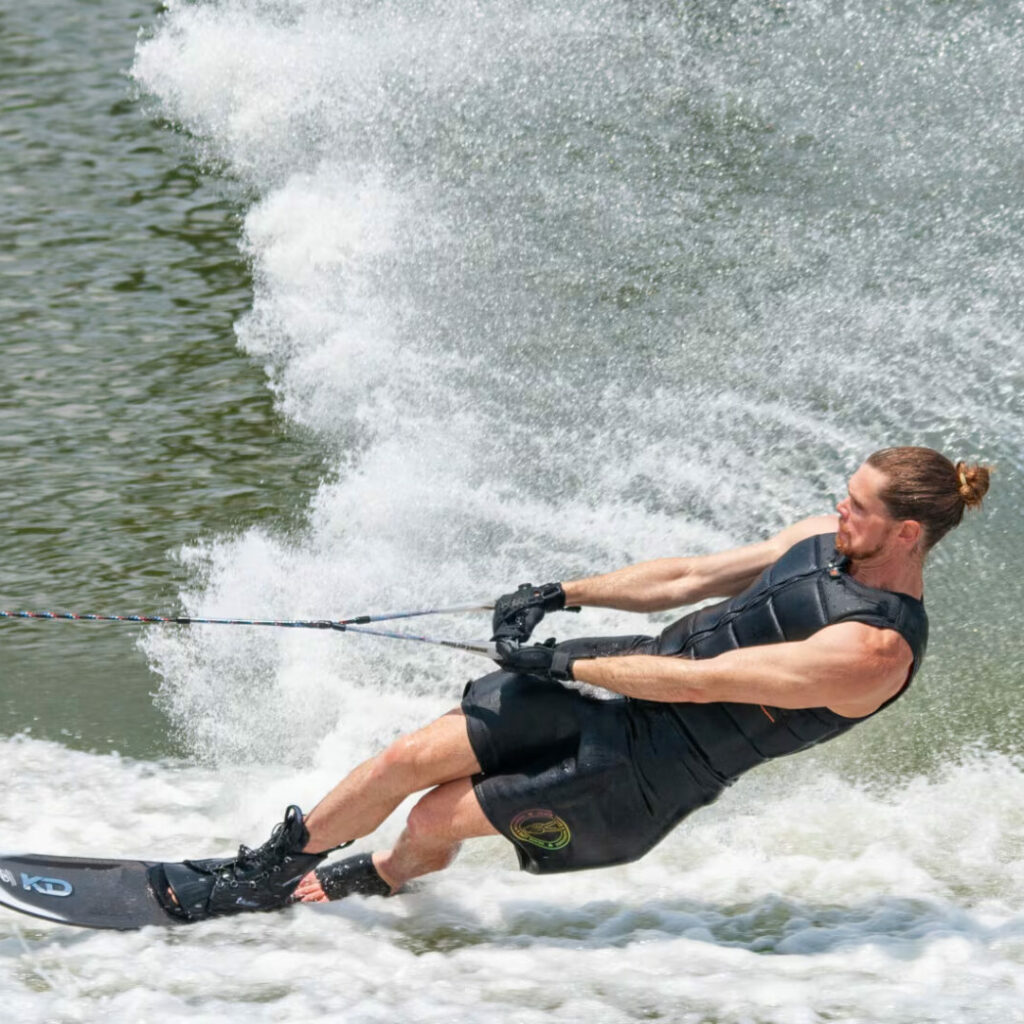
<box><xmin>158</xmin><ymin>707</ymin><xmax>483</xmax><ymax>919</ymax></box>
<box><xmin>295</xmin><ymin>775</ymin><xmax>499</xmax><ymax>902</ymax></box>
<box><xmin>301</xmin><ymin>707</ymin><xmax>482</xmax><ymax>853</ymax></box>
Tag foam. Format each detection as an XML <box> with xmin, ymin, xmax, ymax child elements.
<box><xmin>3</xmin><ymin>737</ymin><xmax>1024</xmax><ymax>1021</ymax></box>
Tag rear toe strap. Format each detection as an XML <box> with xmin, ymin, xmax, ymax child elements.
<box><xmin>315</xmin><ymin>853</ymin><xmax>393</xmax><ymax>900</ymax></box>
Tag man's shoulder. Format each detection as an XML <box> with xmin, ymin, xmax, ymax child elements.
<box><xmin>812</xmin><ymin>619</ymin><xmax>910</xmax><ymax>659</ymax></box>
<box><xmin>769</xmin><ymin>515</ymin><xmax>839</xmax><ymax>561</ymax></box>
<box><xmin>810</xmin><ymin>621</ymin><xmax>913</xmax><ymax>718</ymax></box>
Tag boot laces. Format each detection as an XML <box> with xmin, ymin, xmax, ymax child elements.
<box><xmin>217</xmin><ymin>807</ymin><xmax>303</xmax><ymax>885</ymax></box>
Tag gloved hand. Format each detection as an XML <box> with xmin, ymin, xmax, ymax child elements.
<box><xmin>491</xmin><ymin>581</ymin><xmax>566</xmax><ymax>643</ymax></box>
<box><xmin>494</xmin><ymin>637</ymin><xmax>576</xmax><ymax>681</ymax></box>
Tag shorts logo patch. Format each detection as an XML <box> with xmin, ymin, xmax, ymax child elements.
<box><xmin>510</xmin><ymin>808</ymin><xmax>571</xmax><ymax>851</ymax></box>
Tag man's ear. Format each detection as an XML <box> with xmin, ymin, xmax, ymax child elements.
<box><xmin>898</xmin><ymin>519</ymin><xmax>923</xmax><ymax>549</ymax></box>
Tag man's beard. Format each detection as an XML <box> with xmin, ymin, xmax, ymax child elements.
<box><xmin>836</xmin><ymin>529</ymin><xmax>885</xmax><ymax>562</ymax></box>
<box><xmin>836</xmin><ymin>526</ymin><xmax>851</xmax><ymax>555</ymax></box>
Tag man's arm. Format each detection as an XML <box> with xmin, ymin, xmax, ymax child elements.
<box><xmin>571</xmin><ymin>621</ymin><xmax>912</xmax><ymax>718</ymax></box>
<box><xmin>562</xmin><ymin>514</ymin><xmax>838</xmax><ymax>613</ymax></box>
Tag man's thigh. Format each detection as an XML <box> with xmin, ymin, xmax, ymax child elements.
<box><xmin>382</xmin><ymin>707</ymin><xmax>483</xmax><ymax>788</ymax></box>
<box><xmin>407</xmin><ymin>776</ymin><xmax>500</xmax><ymax>842</ymax></box>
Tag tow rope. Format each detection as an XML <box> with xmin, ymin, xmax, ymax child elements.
<box><xmin>0</xmin><ymin>603</ymin><xmax>577</xmax><ymax>660</ymax></box>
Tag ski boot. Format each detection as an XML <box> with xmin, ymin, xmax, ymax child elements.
<box><xmin>152</xmin><ymin>805</ymin><xmax>334</xmax><ymax>922</ymax></box>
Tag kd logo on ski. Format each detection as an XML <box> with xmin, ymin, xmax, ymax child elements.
<box><xmin>21</xmin><ymin>874</ymin><xmax>73</xmax><ymax>897</ymax></box>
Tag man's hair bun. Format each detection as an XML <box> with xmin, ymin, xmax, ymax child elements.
<box><xmin>955</xmin><ymin>461</ymin><xmax>991</xmax><ymax>509</ymax></box>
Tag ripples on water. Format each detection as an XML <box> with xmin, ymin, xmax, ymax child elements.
<box><xmin>0</xmin><ymin>1</ymin><xmax>326</xmax><ymax>755</ymax></box>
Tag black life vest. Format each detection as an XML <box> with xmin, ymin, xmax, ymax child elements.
<box><xmin>644</xmin><ymin>532</ymin><xmax>928</xmax><ymax>784</ymax></box>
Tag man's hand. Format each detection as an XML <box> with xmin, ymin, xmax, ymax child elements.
<box><xmin>494</xmin><ymin>638</ymin><xmax>576</xmax><ymax>680</ymax></box>
<box><xmin>491</xmin><ymin>582</ymin><xmax>566</xmax><ymax>643</ymax></box>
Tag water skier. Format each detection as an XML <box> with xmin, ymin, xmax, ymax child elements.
<box><xmin>155</xmin><ymin>447</ymin><xmax>990</xmax><ymax>921</ymax></box>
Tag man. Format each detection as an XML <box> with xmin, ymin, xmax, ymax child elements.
<box><xmin>154</xmin><ymin>447</ymin><xmax>990</xmax><ymax>920</ymax></box>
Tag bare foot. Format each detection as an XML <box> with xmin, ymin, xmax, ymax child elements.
<box><xmin>293</xmin><ymin>870</ymin><xmax>328</xmax><ymax>903</ymax></box>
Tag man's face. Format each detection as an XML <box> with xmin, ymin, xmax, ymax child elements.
<box><xmin>835</xmin><ymin>462</ymin><xmax>902</xmax><ymax>561</ymax></box>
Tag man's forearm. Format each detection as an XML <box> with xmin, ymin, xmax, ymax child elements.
<box><xmin>571</xmin><ymin>654</ymin><xmax>700</xmax><ymax>701</ymax></box>
<box><xmin>560</xmin><ymin>534</ymin><xmax>789</xmax><ymax>614</ymax></box>
<box><xmin>561</xmin><ymin>559</ymin><xmax>704</xmax><ymax>613</ymax></box>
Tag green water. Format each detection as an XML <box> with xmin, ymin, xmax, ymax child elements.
<box><xmin>0</xmin><ymin>1</ymin><xmax>325</xmax><ymax>756</ymax></box>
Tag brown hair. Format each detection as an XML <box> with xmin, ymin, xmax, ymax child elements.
<box><xmin>866</xmin><ymin>446</ymin><xmax>991</xmax><ymax>551</ymax></box>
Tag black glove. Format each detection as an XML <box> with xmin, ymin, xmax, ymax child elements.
<box><xmin>491</xmin><ymin>581</ymin><xmax>566</xmax><ymax>643</ymax></box>
<box><xmin>494</xmin><ymin>638</ymin><xmax>576</xmax><ymax>681</ymax></box>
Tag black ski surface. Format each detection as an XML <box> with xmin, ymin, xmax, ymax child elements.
<box><xmin>0</xmin><ymin>852</ymin><xmax>175</xmax><ymax>930</ymax></box>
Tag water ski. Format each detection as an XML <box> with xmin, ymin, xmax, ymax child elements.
<box><xmin>0</xmin><ymin>852</ymin><xmax>176</xmax><ymax>930</ymax></box>
<box><xmin>0</xmin><ymin>808</ymin><xmax>360</xmax><ymax>929</ymax></box>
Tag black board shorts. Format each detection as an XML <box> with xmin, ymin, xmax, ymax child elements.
<box><xmin>462</xmin><ymin>641</ymin><xmax>726</xmax><ymax>875</ymax></box>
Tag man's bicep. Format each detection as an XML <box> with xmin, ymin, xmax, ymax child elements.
<box><xmin>800</xmin><ymin>624</ymin><xmax>914</xmax><ymax>714</ymax></box>
<box><xmin>695</xmin><ymin>624</ymin><xmax>911</xmax><ymax>710</ymax></box>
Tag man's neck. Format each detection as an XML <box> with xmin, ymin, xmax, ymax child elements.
<box><xmin>847</xmin><ymin>552</ymin><xmax>924</xmax><ymax>599</ymax></box>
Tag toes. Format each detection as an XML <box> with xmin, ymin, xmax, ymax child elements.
<box><xmin>294</xmin><ymin>872</ymin><xmax>326</xmax><ymax>902</ymax></box>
